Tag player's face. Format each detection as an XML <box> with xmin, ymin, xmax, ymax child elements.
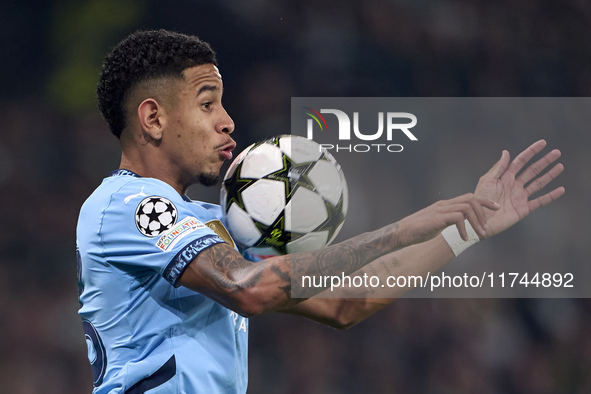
<box><xmin>164</xmin><ymin>64</ymin><xmax>235</xmax><ymax>187</ymax></box>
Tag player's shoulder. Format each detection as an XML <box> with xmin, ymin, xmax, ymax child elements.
<box><xmin>81</xmin><ymin>170</ymin><xmax>181</xmax><ymax>212</ymax></box>
<box><xmin>78</xmin><ymin>170</ymin><xmax>185</xmax><ymax>235</ymax></box>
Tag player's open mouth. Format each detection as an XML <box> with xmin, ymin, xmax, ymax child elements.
<box><xmin>219</xmin><ymin>142</ymin><xmax>236</xmax><ymax>160</ymax></box>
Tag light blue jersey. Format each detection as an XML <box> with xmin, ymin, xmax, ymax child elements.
<box><xmin>76</xmin><ymin>169</ymin><xmax>248</xmax><ymax>393</ymax></box>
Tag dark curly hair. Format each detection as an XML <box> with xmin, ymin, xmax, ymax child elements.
<box><xmin>97</xmin><ymin>29</ymin><xmax>218</xmax><ymax>138</ymax></box>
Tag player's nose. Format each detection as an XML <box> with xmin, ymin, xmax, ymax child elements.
<box><xmin>217</xmin><ymin>107</ymin><xmax>235</xmax><ymax>135</ymax></box>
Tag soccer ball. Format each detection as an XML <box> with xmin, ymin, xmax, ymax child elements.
<box><xmin>220</xmin><ymin>135</ymin><xmax>348</xmax><ymax>259</ymax></box>
<box><xmin>135</xmin><ymin>196</ymin><xmax>178</xmax><ymax>237</ymax></box>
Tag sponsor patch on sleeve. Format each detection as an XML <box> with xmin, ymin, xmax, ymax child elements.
<box><xmin>155</xmin><ymin>216</ymin><xmax>205</xmax><ymax>251</ymax></box>
<box><xmin>205</xmin><ymin>220</ymin><xmax>236</xmax><ymax>249</ymax></box>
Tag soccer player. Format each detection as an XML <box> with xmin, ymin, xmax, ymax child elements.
<box><xmin>77</xmin><ymin>29</ymin><xmax>564</xmax><ymax>393</ymax></box>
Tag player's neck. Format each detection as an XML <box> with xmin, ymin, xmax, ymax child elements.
<box><xmin>119</xmin><ymin>153</ymin><xmax>187</xmax><ymax>195</ymax></box>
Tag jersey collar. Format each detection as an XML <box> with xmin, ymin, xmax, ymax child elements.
<box><xmin>109</xmin><ymin>169</ymin><xmax>192</xmax><ymax>202</ymax></box>
<box><xmin>109</xmin><ymin>169</ymin><xmax>141</xmax><ymax>178</ymax></box>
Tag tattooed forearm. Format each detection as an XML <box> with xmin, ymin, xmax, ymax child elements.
<box><xmin>270</xmin><ymin>264</ymin><xmax>290</xmax><ymax>283</ymax></box>
<box><xmin>281</xmin><ymin>222</ymin><xmax>403</xmax><ymax>298</ymax></box>
<box><xmin>197</xmin><ymin>221</ymin><xmax>404</xmax><ymax>309</ymax></box>
<box><xmin>270</xmin><ymin>264</ymin><xmax>298</xmax><ymax>300</ymax></box>
<box><xmin>303</xmin><ymin>222</ymin><xmax>401</xmax><ymax>278</ymax></box>
<box><xmin>207</xmin><ymin>245</ymin><xmax>265</xmax><ymax>290</ymax></box>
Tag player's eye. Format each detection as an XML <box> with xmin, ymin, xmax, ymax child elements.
<box><xmin>202</xmin><ymin>102</ymin><xmax>212</xmax><ymax>110</ymax></box>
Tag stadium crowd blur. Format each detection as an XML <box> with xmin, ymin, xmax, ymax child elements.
<box><xmin>1</xmin><ymin>0</ymin><xmax>590</xmax><ymax>392</ymax></box>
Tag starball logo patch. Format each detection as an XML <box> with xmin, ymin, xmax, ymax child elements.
<box><xmin>303</xmin><ymin>107</ymin><xmax>418</xmax><ymax>153</ymax></box>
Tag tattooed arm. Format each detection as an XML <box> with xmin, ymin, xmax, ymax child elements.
<box><xmin>281</xmin><ymin>234</ymin><xmax>454</xmax><ymax>329</ymax></box>
<box><xmin>178</xmin><ymin>193</ymin><xmax>499</xmax><ymax>317</ymax></box>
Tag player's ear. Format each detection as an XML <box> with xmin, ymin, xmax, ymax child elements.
<box><xmin>137</xmin><ymin>98</ymin><xmax>166</xmax><ymax>142</ymax></box>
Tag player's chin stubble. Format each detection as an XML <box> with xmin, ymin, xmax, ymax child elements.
<box><xmin>198</xmin><ymin>172</ymin><xmax>220</xmax><ymax>187</ymax></box>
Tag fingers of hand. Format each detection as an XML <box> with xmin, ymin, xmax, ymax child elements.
<box><xmin>437</xmin><ymin>194</ymin><xmax>499</xmax><ymax>239</ymax></box>
<box><xmin>446</xmin><ymin>200</ymin><xmax>486</xmax><ymax>238</ymax></box>
<box><xmin>462</xmin><ymin>207</ymin><xmax>486</xmax><ymax>239</ymax></box>
<box><xmin>517</xmin><ymin>149</ymin><xmax>561</xmax><ymax>186</ymax></box>
<box><xmin>524</xmin><ymin>163</ymin><xmax>564</xmax><ymax>196</ymax></box>
<box><xmin>484</xmin><ymin>150</ymin><xmax>510</xmax><ymax>179</ymax></box>
<box><xmin>454</xmin><ymin>213</ymin><xmax>469</xmax><ymax>241</ymax></box>
<box><xmin>464</xmin><ymin>199</ymin><xmax>488</xmax><ymax>235</ymax></box>
<box><xmin>507</xmin><ymin>139</ymin><xmax>547</xmax><ymax>176</ymax></box>
<box><xmin>465</xmin><ymin>194</ymin><xmax>500</xmax><ymax>234</ymax></box>
<box><xmin>528</xmin><ymin>186</ymin><xmax>566</xmax><ymax>212</ymax></box>
<box><xmin>474</xmin><ymin>195</ymin><xmax>501</xmax><ymax>211</ymax></box>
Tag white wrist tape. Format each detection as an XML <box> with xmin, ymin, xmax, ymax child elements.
<box><xmin>441</xmin><ymin>219</ymin><xmax>480</xmax><ymax>257</ymax></box>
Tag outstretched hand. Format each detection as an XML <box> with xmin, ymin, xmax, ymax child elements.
<box><xmin>397</xmin><ymin>193</ymin><xmax>500</xmax><ymax>247</ymax></box>
<box><xmin>475</xmin><ymin>140</ymin><xmax>565</xmax><ymax>239</ymax></box>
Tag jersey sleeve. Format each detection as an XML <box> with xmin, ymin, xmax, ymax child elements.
<box><xmin>98</xmin><ymin>179</ymin><xmax>226</xmax><ymax>287</ymax></box>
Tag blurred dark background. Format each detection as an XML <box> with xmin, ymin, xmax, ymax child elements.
<box><xmin>1</xmin><ymin>0</ymin><xmax>590</xmax><ymax>392</ymax></box>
